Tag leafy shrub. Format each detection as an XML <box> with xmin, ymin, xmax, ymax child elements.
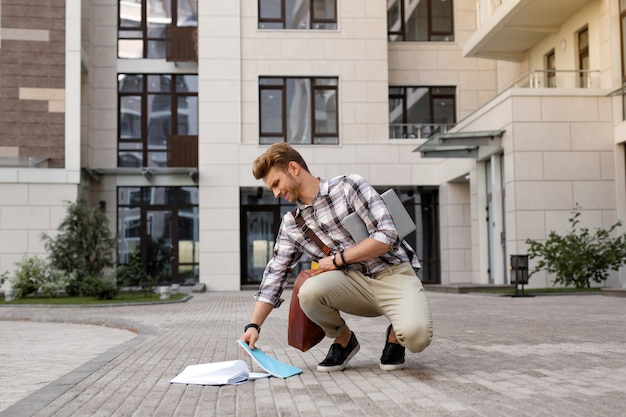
<box><xmin>526</xmin><ymin>207</ymin><xmax>626</xmax><ymax>288</ymax></box>
<box><xmin>79</xmin><ymin>275</ymin><xmax>118</xmax><ymax>300</ymax></box>
<box><xmin>11</xmin><ymin>256</ymin><xmax>48</xmax><ymax>298</ymax></box>
<box><xmin>10</xmin><ymin>256</ymin><xmax>71</xmax><ymax>298</ymax></box>
<box><xmin>37</xmin><ymin>269</ymin><xmax>70</xmax><ymax>297</ymax></box>
<box><xmin>116</xmin><ymin>250</ymin><xmax>155</xmax><ymax>296</ymax></box>
<box><xmin>42</xmin><ymin>192</ymin><xmax>116</xmax><ymax>295</ymax></box>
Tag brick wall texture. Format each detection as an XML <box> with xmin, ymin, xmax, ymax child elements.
<box><xmin>0</xmin><ymin>0</ymin><xmax>66</xmax><ymax>168</ymax></box>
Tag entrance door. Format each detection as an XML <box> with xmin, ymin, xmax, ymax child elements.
<box><xmin>241</xmin><ymin>206</ymin><xmax>281</xmax><ymax>285</ymax></box>
<box><xmin>118</xmin><ymin>186</ymin><xmax>199</xmax><ymax>286</ymax></box>
<box><xmin>146</xmin><ymin>209</ymin><xmax>174</xmax><ymax>283</ymax></box>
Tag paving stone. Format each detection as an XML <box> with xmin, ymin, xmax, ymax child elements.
<box><xmin>0</xmin><ymin>291</ymin><xmax>625</xmax><ymax>417</ymax></box>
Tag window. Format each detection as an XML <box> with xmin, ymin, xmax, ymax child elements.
<box><xmin>118</xmin><ymin>74</ymin><xmax>198</xmax><ymax>168</ymax></box>
<box><xmin>389</xmin><ymin>86</ymin><xmax>456</xmax><ymax>139</ymax></box>
<box><xmin>388</xmin><ymin>0</ymin><xmax>454</xmax><ymax>42</ymax></box>
<box><xmin>578</xmin><ymin>27</ymin><xmax>589</xmax><ymax>88</ymax></box>
<box><xmin>545</xmin><ymin>49</ymin><xmax>556</xmax><ymax>88</ymax></box>
<box><xmin>118</xmin><ymin>186</ymin><xmax>199</xmax><ymax>285</ymax></box>
<box><xmin>258</xmin><ymin>0</ymin><xmax>337</xmax><ymax>29</ymax></box>
<box><xmin>259</xmin><ymin>77</ymin><xmax>339</xmax><ymax>144</ymax></box>
<box><xmin>118</xmin><ymin>0</ymin><xmax>198</xmax><ymax>59</ymax></box>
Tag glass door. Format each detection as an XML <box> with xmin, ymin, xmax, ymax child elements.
<box><xmin>118</xmin><ymin>186</ymin><xmax>199</xmax><ymax>286</ymax></box>
<box><xmin>146</xmin><ymin>209</ymin><xmax>173</xmax><ymax>284</ymax></box>
<box><xmin>242</xmin><ymin>207</ymin><xmax>280</xmax><ymax>285</ymax></box>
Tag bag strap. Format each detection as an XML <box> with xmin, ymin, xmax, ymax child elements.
<box><xmin>292</xmin><ymin>208</ymin><xmax>332</xmax><ymax>256</ymax></box>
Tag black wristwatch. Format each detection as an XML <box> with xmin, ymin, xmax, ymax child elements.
<box><xmin>244</xmin><ymin>323</ymin><xmax>260</xmax><ymax>334</ymax></box>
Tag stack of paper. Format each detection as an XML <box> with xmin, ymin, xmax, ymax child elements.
<box><xmin>169</xmin><ymin>360</ymin><xmax>269</xmax><ymax>386</ymax></box>
<box><xmin>169</xmin><ymin>340</ymin><xmax>302</xmax><ymax>386</ymax></box>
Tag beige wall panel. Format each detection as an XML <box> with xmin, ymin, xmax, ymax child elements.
<box><xmin>600</xmin><ymin>151</ymin><xmax>616</xmax><ymax>179</ymax></box>
<box><xmin>541</xmin><ymin>97</ymin><xmax>602</xmax><ymax>122</ymax></box>
<box><xmin>28</xmin><ymin>184</ymin><xmax>77</xmax><ymax>206</ymax></box>
<box><xmin>200</xmin><ymin>208</ymin><xmax>240</xmax><ymax>231</ymax></box>
<box><xmin>512</xmin><ymin>123</ymin><xmax>571</xmax><ymax>151</ymax></box>
<box><xmin>515</xmin><ymin>181</ymin><xmax>573</xmax><ymax>210</ymax></box>
<box><xmin>0</xmin><ymin>206</ymin><xmax>51</xmax><ymax>230</ymax></box>
<box><xmin>513</xmin><ymin>152</ymin><xmax>544</xmax><ymax>181</ymax></box>
<box><xmin>511</xmin><ymin>96</ymin><xmax>542</xmax><ymax>122</ymax></box>
<box><xmin>368</xmin><ymin>164</ymin><xmax>412</xmax><ymax>185</ymax></box>
<box><xmin>543</xmin><ymin>152</ymin><xmax>602</xmax><ymax>180</ymax></box>
<box><xmin>0</xmin><ymin>230</ymin><xmax>28</xmax><ymax>254</ymax></box>
<box><xmin>573</xmin><ymin>181</ymin><xmax>616</xmax><ymax>209</ymax></box>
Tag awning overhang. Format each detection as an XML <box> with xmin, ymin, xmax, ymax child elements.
<box><xmin>413</xmin><ymin>130</ymin><xmax>505</xmax><ymax>159</ymax></box>
<box><xmin>82</xmin><ymin>167</ymin><xmax>199</xmax><ymax>183</ymax></box>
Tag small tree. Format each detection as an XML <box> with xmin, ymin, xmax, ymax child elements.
<box><xmin>526</xmin><ymin>207</ymin><xmax>626</xmax><ymax>288</ymax></box>
<box><xmin>116</xmin><ymin>250</ymin><xmax>156</xmax><ymax>296</ymax></box>
<box><xmin>42</xmin><ymin>192</ymin><xmax>116</xmax><ymax>295</ymax></box>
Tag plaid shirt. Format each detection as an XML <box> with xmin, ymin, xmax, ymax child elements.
<box><xmin>254</xmin><ymin>174</ymin><xmax>420</xmax><ymax>307</ymax></box>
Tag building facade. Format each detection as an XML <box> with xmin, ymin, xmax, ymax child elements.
<box><xmin>1</xmin><ymin>0</ymin><xmax>625</xmax><ymax>292</ymax></box>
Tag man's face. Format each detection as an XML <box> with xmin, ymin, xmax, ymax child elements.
<box><xmin>263</xmin><ymin>165</ymin><xmax>300</xmax><ymax>202</ymax></box>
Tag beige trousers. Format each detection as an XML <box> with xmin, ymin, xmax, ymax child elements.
<box><xmin>298</xmin><ymin>262</ymin><xmax>433</xmax><ymax>353</ymax></box>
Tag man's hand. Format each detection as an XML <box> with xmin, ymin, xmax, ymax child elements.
<box><xmin>240</xmin><ymin>327</ymin><xmax>260</xmax><ymax>351</ymax></box>
<box><xmin>309</xmin><ymin>267</ymin><xmax>333</xmax><ymax>276</ymax></box>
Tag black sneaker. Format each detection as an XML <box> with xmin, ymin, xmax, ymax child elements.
<box><xmin>317</xmin><ymin>331</ymin><xmax>360</xmax><ymax>372</ymax></box>
<box><xmin>380</xmin><ymin>325</ymin><xmax>405</xmax><ymax>371</ymax></box>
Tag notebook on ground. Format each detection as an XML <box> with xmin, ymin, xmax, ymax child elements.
<box><xmin>344</xmin><ymin>189</ymin><xmax>416</xmax><ymax>243</ymax></box>
<box><xmin>169</xmin><ymin>360</ymin><xmax>270</xmax><ymax>385</ymax></box>
<box><xmin>238</xmin><ymin>340</ymin><xmax>302</xmax><ymax>379</ymax></box>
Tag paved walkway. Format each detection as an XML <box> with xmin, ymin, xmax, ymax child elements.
<box><xmin>0</xmin><ymin>290</ymin><xmax>625</xmax><ymax>417</ymax></box>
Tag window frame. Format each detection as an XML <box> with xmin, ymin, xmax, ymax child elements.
<box><xmin>118</xmin><ymin>0</ymin><xmax>198</xmax><ymax>59</ymax></box>
<box><xmin>258</xmin><ymin>76</ymin><xmax>339</xmax><ymax>145</ymax></box>
<box><xmin>118</xmin><ymin>73</ymin><xmax>198</xmax><ymax>168</ymax></box>
<box><xmin>258</xmin><ymin>0</ymin><xmax>338</xmax><ymax>30</ymax></box>
<box><xmin>387</xmin><ymin>0</ymin><xmax>454</xmax><ymax>42</ymax></box>
<box><xmin>388</xmin><ymin>86</ymin><xmax>456</xmax><ymax>139</ymax></box>
<box><xmin>545</xmin><ymin>49</ymin><xmax>556</xmax><ymax>88</ymax></box>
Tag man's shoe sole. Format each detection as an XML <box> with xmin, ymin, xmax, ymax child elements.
<box><xmin>379</xmin><ymin>362</ymin><xmax>405</xmax><ymax>371</ymax></box>
<box><xmin>317</xmin><ymin>344</ymin><xmax>360</xmax><ymax>372</ymax></box>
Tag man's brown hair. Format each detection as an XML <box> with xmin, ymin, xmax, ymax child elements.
<box><xmin>252</xmin><ymin>142</ymin><xmax>310</xmax><ymax>179</ymax></box>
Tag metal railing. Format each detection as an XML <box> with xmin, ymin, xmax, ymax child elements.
<box><xmin>507</xmin><ymin>69</ymin><xmax>601</xmax><ymax>90</ymax></box>
<box><xmin>389</xmin><ymin>123</ymin><xmax>455</xmax><ymax>140</ymax></box>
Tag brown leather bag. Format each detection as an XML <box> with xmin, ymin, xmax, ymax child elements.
<box><xmin>288</xmin><ymin>269</ymin><xmax>325</xmax><ymax>352</ymax></box>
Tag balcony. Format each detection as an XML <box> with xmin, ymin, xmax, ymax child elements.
<box><xmin>464</xmin><ymin>0</ymin><xmax>596</xmax><ymax>61</ymax></box>
<box><xmin>389</xmin><ymin>123</ymin><xmax>456</xmax><ymax>140</ymax></box>
<box><xmin>506</xmin><ymin>69</ymin><xmax>601</xmax><ymax>89</ymax></box>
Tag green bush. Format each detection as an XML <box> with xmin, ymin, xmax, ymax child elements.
<box><xmin>79</xmin><ymin>275</ymin><xmax>118</xmax><ymax>300</ymax></box>
<box><xmin>526</xmin><ymin>207</ymin><xmax>626</xmax><ymax>288</ymax></box>
<box><xmin>11</xmin><ymin>256</ymin><xmax>49</xmax><ymax>298</ymax></box>
<box><xmin>10</xmin><ymin>256</ymin><xmax>71</xmax><ymax>298</ymax></box>
<box><xmin>42</xmin><ymin>192</ymin><xmax>116</xmax><ymax>295</ymax></box>
<box><xmin>116</xmin><ymin>250</ymin><xmax>155</xmax><ymax>296</ymax></box>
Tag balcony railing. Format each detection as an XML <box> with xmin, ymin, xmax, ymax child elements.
<box><xmin>507</xmin><ymin>69</ymin><xmax>601</xmax><ymax>90</ymax></box>
<box><xmin>389</xmin><ymin>123</ymin><xmax>455</xmax><ymax>140</ymax></box>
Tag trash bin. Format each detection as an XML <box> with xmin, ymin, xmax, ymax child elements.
<box><xmin>510</xmin><ymin>255</ymin><xmax>533</xmax><ymax>297</ymax></box>
<box><xmin>510</xmin><ymin>255</ymin><xmax>528</xmax><ymax>285</ymax></box>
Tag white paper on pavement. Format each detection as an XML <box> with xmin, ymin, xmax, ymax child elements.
<box><xmin>169</xmin><ymin>360</ymin><xmax>270</xmax><ymax>386</ymax></box>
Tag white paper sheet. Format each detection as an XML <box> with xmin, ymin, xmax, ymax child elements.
<box><xmin>169</xmin><ymin>360</ymin><xmax>270</xmax><ymax>386</ymax></box>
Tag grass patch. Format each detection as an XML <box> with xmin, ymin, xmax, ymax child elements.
<box><xmin>476</xmin><ymin>287</ymin><xmax>602</xmax><ymax>295</ymax></box>
<box><xmin>0</xmin><ymin>292</ymin><xmax>188</xmax><ymax>305</ymax></box>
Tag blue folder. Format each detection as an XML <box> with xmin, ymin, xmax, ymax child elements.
<box><xmin>238</xmin><ymin>340</ymin><xmax>302</xmax><ymax>379</ymax></box>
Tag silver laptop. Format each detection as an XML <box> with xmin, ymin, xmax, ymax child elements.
<box><xmin>344</xmin><ymin>189</ymin><xmax>416</xmax><ymax>243</ymax></box>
